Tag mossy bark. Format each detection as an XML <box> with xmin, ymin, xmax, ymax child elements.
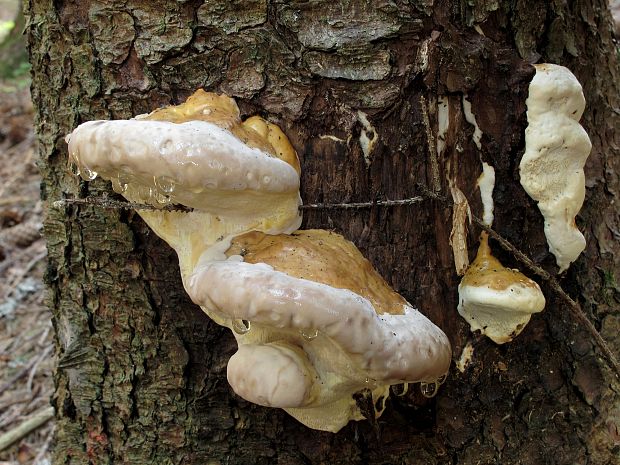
<box><xmin>26</xmin><ymin>0</ymin><xmax>619</xmax><ymax>463</ymax></box>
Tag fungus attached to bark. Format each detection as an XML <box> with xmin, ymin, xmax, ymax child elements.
<box><xmin>458</xmin><ymin>233</ymin><xmax>545</xmax><ymax>344</ymax></box>
<box><xmin>65</xmin><ymin>90</ymin><xmax>452</xmax><ymax>433</ymax></box>
<box><xmin>520</xmin><ymin>64</ymin><xmax>592</xmax><ymax>272</ymax></box>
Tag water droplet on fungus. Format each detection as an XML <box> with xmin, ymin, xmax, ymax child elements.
<box><xmin>155</xmin><ymin>176</ymin><xmax>176</xmax><ymax>194</ymax></box>
<box><xmin>300</xmin><ymin>328</ymin><xmax>318</xmax><ymax>340</ymax></box>
<box><xmin>232</xmin><ymin>319</ymin><xmax>251</xmax><ymax>335</ymax></box>
<box><xmin>420</xmin><ymin>381</ymin><xmax>438</xmax><ymax>398</ymax></box>
<box><xmin>154</xmin><ymin>191</ymin><xmax>171</xmax><ymax>205</ymax></box>
<box><xmin>81</xmin><ymin>166</ymin><xmax>97</xmax><ymax>181</ymax></box>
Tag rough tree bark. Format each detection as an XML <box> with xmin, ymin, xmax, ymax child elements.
<box><xmin>26</xmin><ymin>0</ymin><xmax>619</xmax><ymax>464</ymax></box>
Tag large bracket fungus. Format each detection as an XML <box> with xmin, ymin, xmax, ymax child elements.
<box><xmin>66</xmin><ymin>90</ymin><xmax>451</xmax><ymax>433</ymax></box>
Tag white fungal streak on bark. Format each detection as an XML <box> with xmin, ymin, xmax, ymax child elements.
<box><xmin>357</xmin><ymin>111</ymin><xmax>378</xmax><ymax>166</ymax></box>
<box><xmin>462</xmin><ymin>95</ymin><xmax>483</xmax><ymax>150</ymax></box>
<box><xmin>456</xmin><ymin>342</ymin><xmax>474</xmax><ymax>373</ymax></box>
<box><xmin>319</xmin><ymin>134</ymin><xmax>347</xmax><ymax>143</ymax></box>
<box><xmin>437</xmin><ymin>96</ymin><xmax>449</xmax><ymax>158</ymax></box>
<box><xmin>476</xmin><ymin>162</ymin><xmax>496</xmax><ymax>227</ymax></box>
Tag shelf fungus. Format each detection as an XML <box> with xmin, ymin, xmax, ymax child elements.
<box><xmin>65</xmin><ymin>90</ymin><xmax>451</xmax><ymax>433</ymax></box>
<box><xmin>520</xmin><ymin>64</ymin><xmax>592</xmax><ymax>272</ymax></box>
<box><xmin>458</xmin><ymin>233</ymin><xmax>545</xmax><ymax>344</ymax></box>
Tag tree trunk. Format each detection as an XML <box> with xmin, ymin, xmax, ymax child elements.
<box><xmin>26</xmin><ymin>0</ymin><xmax>619</xmax><ymax>463</ymax></box>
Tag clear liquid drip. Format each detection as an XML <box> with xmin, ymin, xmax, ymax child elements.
<box><xmin>81</xmin><ymin>166</ymin><xmax>97</xmax><ymax>181</ymax></box>
<box><xmin>436</xmin><ymin>373</ymin><xmax>447</xmax><ymax>385</ymax></box>
<box><xmin>117</xmin><ymin>171</ymin><xmax>131</xmax><ymax>193</ymax></box>
<box><xmin>392</xmin><ymin>383</ymin><xmax>409</xmax><ymax>397</ymax></box>
<box><xmin>300</xmin><ymin>328</ymin><xmax>318</xmax><ymax>340</ymax></box>
<box><xmin>154</xmin><ymin>176</ymin><xmax>176</xmax><ymax>194</ymax></box>
<box><xmin>154</xmin><ymin>191</ymin><xmax>171</xmax><ymax>205</ymax></box>
<box><xmin>420</xmin><ymin>381</ymin><xmax>438</xmax><ymax>398</ymax></box>
<box><xmin>147</xmin><ymin>187</ymin><xmax>157</xmax><ymax>205</ymax></box>
<box><xmin>111</xmin><ymin>177</ymin><xmax>125</xmax><ymax>194</ymax></box>
<box><xmin>232</xmin><ymin>319</ymin><xmax>251</xmax><ymax>335</ymax></box>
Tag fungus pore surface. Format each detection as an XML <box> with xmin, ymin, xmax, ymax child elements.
<box><xmin>65</xmin><ymin>90</ymin><xmax>452</xmax><ymax>432</ymax></box>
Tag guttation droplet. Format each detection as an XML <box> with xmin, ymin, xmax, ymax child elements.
<box><xmin>154</xmin><ymin>191</ymin><xmax>171</xmax><ymax>205</ymax></box>
<box><xmin>80</xmin><ymin>166</ymin><xmax>98</xmax><ymax>181</ymax></box>
<box><xmin>392</xmin><ymin>382</ymin><xmax>409</xmax><ymax>397</ymax></box>
<box><xmin>300</xmin><ymin>328</ymin><xmax>318</xmax><ymax>340</ymax></box>
<box><xmin>420</xmin><ymin>381</ymin><xmax>438</xmax><ymax>398</ymax></box>
<box><xmin>154</xmin><ymin>176</ymin><xmax>176</xmax><ymax>194</ymax></box>
<box><xmin>232</xmin><ymin>319</ymin><xmax>251</xmax><ymax>335</ymax></box>
<box><xmin>436</xmin><ymin>373</ymin><xmax>447</xmax><ymax>385</ymax></box>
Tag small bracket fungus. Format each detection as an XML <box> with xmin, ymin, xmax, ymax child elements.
<box><xmin>66</xmin><ymin>90</ymin><xmax>451</xmax><ymax>433</ymax></box>
<box><xmin>458</xmin><ymin>233</ymin><xmax>545</xmax><ymax>344</ymax></box>
<box><xmin>520</xmin><ymin>64</ymin><xmax>592</xmax><ymax>272</ymax></box>
<box><xmin>457</xmin><ymin>160</ymin><xmax>544</xmax><ymax>344</ymax></box>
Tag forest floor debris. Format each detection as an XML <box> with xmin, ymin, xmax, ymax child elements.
<box><xmin>0</xmin><ymin>83</ymin><xmax>54</xmax><ymax>465</ymax></box>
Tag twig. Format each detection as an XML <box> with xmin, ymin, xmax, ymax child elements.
<box><xmin>0</xmin><ymin>406</ymin><xmax>54</xmax><ymax>452</ymax></box>
<box><xmin>33</xmin><ymin>425</ymin><xmax>54</xmax><ymax>464</ymax></box>
<box><xmin>0</xmin><ymin>356</ymin><xmax>38</xmax><ymax>395</ymax></box>
<box><xmin>301</xmin><ymin>197</ymin><xmax>424</xmax><ymax>210</ymax></box>
<box><xmin>419</xmin><ymin>96</ymin><xmax>441</xmax><ymax>193</ymax></box>
<box><xmin>26</xmin><ymin>345</ymin><xmax>53</xmax><ymax>392</ymax></box>
<box><xmin>0</xmin><ymin>196</ymin><xmax>32</xmax><ymax>206</ymax></box>
<box><xmin>0</xmin><ymin>241</ymin><xmax>46</xmax><ymax>275</ymax></box>
<box><xmin>52</xmin><ymin>197</ymin><xmax>193</xmax><ymax>212</ymax></box>
<box><xmin>4</xmin><ymin>250</ymin><xmax>47</xmax><ymax>300</ymax></box>
<box><xmin>54</xmin><ymin>196</ymin><xmax>426</xmax><ymax>212</ymax></box>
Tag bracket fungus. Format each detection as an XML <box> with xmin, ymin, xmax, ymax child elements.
<box><xmin>66</xmin><ymin>90</ymin><xmax>451</xmax><ymax>433</ymax></box>
<box><xmin>520</xmin><ymin>64</ymin><xmax>592</xmax><ymax>272</ymax></box>
<box><xmin>458</xmin><ymin>233</ymin><xmax>545</xmax><ymax>344</ymax></box>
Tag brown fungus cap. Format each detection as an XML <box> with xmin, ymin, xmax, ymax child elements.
<box><xmin>227</xmin><ymin>229</ymin><xmax>407</xmax><ymax>316</ymax></box>
<box><xmin>458</xmin><ymin>233</ymin><xmax>545</xmax><ymax>344</ymax></box>
<box><xmin>143</xmin><ymin>90</ymin><xmax>300</xmax><ymax>173</ymax></box>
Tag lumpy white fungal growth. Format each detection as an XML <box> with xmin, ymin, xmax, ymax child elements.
<box><xmin>227</xmin><ymin>343</ymin><xmax>316</xmax><ymax>408</ymax></box>
<box><xmin>65</xmin><ymin>90</ymin><xmax>452</xmax><ymax>433</ymax></box>
<box><xmin>520</xmin><ymin>64</ymin><xmax>592</xmax><ymax>272</ymax></box>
